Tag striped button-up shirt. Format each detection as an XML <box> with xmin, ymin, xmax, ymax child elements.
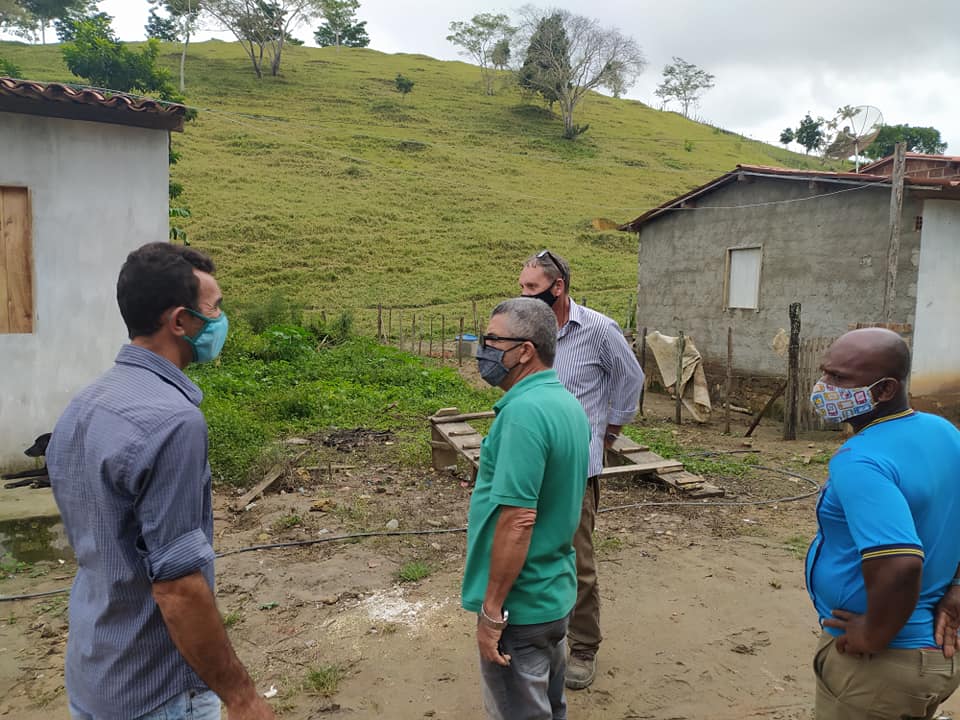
<box><xmin>48</xmin><ymin>344</ymin><xmax>215</xmax><ymax>720</ymax></box>
<box><xmin>555</xmin><ymin>300</ymin><xmax>644</xmax><ymax>477</ymax></box>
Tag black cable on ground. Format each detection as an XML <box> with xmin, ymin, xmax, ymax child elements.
<box><xmin>0</xmin><ymin>458</ymin><xmax>822</xmax><ymax>602</ymax></box>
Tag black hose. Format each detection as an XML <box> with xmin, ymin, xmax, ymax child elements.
<box><xmin>0</xmin><ymin>460</ymin><xmax>821</xmax><ymax>602</ymax></box>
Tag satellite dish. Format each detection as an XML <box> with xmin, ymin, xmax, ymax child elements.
<box><xmin>823</xmin><ymin>105</ymin><xmax>883</xmax><ymax>170</ymax></box>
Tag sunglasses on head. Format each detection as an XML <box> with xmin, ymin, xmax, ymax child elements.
<box><xmin>536</xmin><ymin>249</ymin><xmax>568</xmax><ymax>285</ymax></box>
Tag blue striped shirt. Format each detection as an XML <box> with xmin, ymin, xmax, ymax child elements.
<box><xmin>555</xmin><ymin>300</ymin><xmax>644</xmax><ymax>477</ymax></box>
<box><xmin>47</xmin><ymin>344</ymin><xmax>216</xmax><ymax>720</ymax></box>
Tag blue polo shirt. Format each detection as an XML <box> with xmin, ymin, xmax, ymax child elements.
<box><xmin>48</xmin><ymin>345</ymin><xmax>216</xmax><ymax>719</ymax></box>
<box><xmin>806</xmin><ymin>410</ymin><xmax>960</xmax><ymax>648</ymax></box>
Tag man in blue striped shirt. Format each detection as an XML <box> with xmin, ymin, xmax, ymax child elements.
<box><xmin>520</xmin><ymin>250</ymin><xmax>644</xmax><ymax>690</ymax></box>
<box><xmin>47</xmin><ymin>243</ymin><xmax>274</xmax><ymax>720</ymax></box>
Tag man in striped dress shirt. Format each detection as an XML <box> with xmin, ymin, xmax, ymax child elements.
<box><xmin>48</xmin><ymin>243</ymin><xmax>273</xmax><ymax>720</ymax></box>
<box><xmin>520</xmin><ymin>250</ymin><xmax>644</xmax><ymax>690</ymax></box>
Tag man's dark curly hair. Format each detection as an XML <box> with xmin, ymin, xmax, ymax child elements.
<box><xmin>117</xmin><ymin>242</ymin><xmax>215</xmax><ymax>339</ymax></box>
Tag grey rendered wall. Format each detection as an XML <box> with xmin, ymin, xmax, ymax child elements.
<box><xmin>636</xmin><ymin>177</ymin><xmax>922</xmax><ymax>378</ymax></box>
<box><xmin>0</xmin><ymin>113</ymin><xmax>169</xmax><ymax>470</ymax></box>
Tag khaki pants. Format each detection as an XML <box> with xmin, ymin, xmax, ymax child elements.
<box><xmin>568</xmin><ymin>476</ymin><xmax>601</xmax><ymax>655</ymax></box>
<box><xmin>814</xmin><ymin>632</ymin><xmax>960</xmax><ymax>720</ymax></box>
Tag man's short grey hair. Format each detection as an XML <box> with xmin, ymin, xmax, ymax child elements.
<box><xmin>523</xmin><ymin>251</ymin><xmax>570</xmax><ymax>291</ymax></box>
<box><xmin>491</xmin><ymin>297</ymin><xmax>557</xmax><ymax>366</ymax></box>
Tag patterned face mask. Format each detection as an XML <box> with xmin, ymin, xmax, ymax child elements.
<box><xmin>809</xmin><ymin>378</ymin><xmax>890</xmax><ymax>422</ymax></box>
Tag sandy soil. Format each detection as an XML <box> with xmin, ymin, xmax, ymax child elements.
<box><xmin>2</xmin><ymin>391</ymin><xmax>958</xmax><ymax>719</ymax></box>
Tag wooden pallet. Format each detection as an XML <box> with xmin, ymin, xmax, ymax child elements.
<box><xmin>429</xmin><ymin>408</ymin><xmax>724</xmax><ymax>498</ymax></box>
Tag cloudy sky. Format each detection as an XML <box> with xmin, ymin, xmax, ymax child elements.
<box><xmin>44</xmin><ymin>0</ymin><xmax>960</xmax><ymax>152</ymax></box>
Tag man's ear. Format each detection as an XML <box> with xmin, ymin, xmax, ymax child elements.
<box><xmin>166</xmin><ymin>307</ymin><xmax>190</xmax><ymax>338</ymax></box>
<box><xmin>554</xmin><ymin>277</ymin><xmax>565</xmax><ymax>296</ymax></box>
<box><xmin>874</xmin><ymin>378</ymin><xmax>900</xmax><ymax>403</ymax></box>
<box><xmin>520</xmin><ymin>341</ymin><xmax>538</xmax><ymax>365</ymax></box>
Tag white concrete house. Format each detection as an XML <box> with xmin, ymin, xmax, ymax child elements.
<box><xmin>0</xmin><ymin>78</ymin><xmax>186</xmax><ymax>470</ymax></box>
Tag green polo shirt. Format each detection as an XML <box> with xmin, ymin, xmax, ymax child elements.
<box><xmin>461</xmin><ymin>369</ymin><xmax>590</xmax><ymax>625</ymax></box>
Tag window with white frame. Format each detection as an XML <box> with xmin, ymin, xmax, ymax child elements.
<box><xmin>726</xmin><ymin>246</ymin><xmax>762</xmax><ymax>310</ymax></box>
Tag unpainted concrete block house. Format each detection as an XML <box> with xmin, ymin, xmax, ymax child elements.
<box><xmin>0</xmin><ymin>77</ymin><xmax>186</xmax><ymax>470</ymax></box>
<box><xmin>622</xmin><ymin>154</ymin><xmax>960</xmax><ymax>420</ymax></box>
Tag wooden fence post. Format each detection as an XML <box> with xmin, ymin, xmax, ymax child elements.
<box><xmin>638</xmin><ymin>326</ymin><xmax>647</xmax><ymax>416</ymax></box>
<box><xmin>458</xmin><ymin>317</ymin><xmax>465</xmax><ymax>367</ymax></box>
<box><xmin>441</xmin><ymin>315</ymin><xmax>446</xmax><ymax>364</ymax></box>
<box><xmin>377</xmin><ymin>304</ymin><xmax>383</xmax><ymax>343</ymax></box>
<box><xmin>725</xmin><ymin>326</ymin><xmax>733</xmax><ymax>435</ymax></box>
<box><xmin>472</xmin><ymin>300</ymin><xmax>479</xmax><ymax>338</ymax></box>
<box><xmin>783</xmin><ymin>303</ymin><xmax>802</xmax><ymax>440</ymax></box>
<box><xmin>387</xmin><ymin>307</ymin><xmax>393</xmax><ymax>344</ymax></box>
<box><xmin>429</xmin><ymin>317</ymin><xmax>434</xmax><ymax>358</ymax></box>
<box><xmin>675</xmin><ymin>331</ymin><xmax>685</xmax><ymax>425</ymax></box>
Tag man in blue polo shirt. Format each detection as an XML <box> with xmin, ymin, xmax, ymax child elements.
<box><xmin>463</xmin><ymin>297</ymin><xmax>590</xmax><ymax>720</ymax></box>
<box><xmin>805</xmin><ymin>328</ymin><xmax>960</xmax><ymax>720</ymax></box>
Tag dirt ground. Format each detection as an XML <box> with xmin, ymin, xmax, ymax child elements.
<box><xmin>2</xmin><ymin>390</ymin><xmax>959</xmax><ymax>719</ymax></box>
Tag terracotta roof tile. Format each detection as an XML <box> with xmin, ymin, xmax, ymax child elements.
<box><xmin>0</xmin><ymin>76</ymin><xmax>187</xmax><ymax>132</ymax></box>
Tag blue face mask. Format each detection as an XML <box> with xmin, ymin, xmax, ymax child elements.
<box><xmin>476</xmin><ymin>343</ymin><xmax>522</xmax><ymax>387</ymax></box>
<box><xmin>184</xmin><ymin>309</ymin><xmax>229</xmax><ymax>363</ymax></box>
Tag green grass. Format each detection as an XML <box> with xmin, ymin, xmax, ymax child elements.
<box><xmin>622</xmin><ymin>423</ymin><xmax>759</xmax><ymax>478</ymax></box>
<box><xmin>783</xmin><ymin>535</ymin><xmax>811</xmax><ymax>559</ymax></box>
<box><xmin>397</xmin><ymin>560</ymin><xmax>433</xmax><ymax>583</ymax></box>
<box><xmin>186</xmin><ymin>316</ymin><xmax>496</xmax><ymax>485</ymax></box>
<box><xmin>272</xmin><ymin>514</ymin><xmax>303</xmax><ymax>530</ymax></box>
<box><xmin>222</xmin><ymin>610</ymin><xmax>243</xmax><ymax>628</ymax></box>
<box><xmin>0</xmin><ymin>39</ymin><xmax>842</xmax><ymax>332</ymax></box>
<box><xmin>305</xmin><ymin>664</ymin><xmax>345</xmax><ymax>697</ymax></box>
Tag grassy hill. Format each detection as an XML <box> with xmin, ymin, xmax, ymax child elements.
<box><xmin>2</xmin><ymin>39</ymin><xmax>824</xmax><ymax>329</ymax></box>
<box><xmin>2</xmin><ymin>39</ymin><xmax>838</xmax><ymax>485</ymax></box>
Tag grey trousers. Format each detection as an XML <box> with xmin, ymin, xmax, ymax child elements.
<box><xmin>480</xmin><ymin>615</ymin><xmax>569</xmax><ymax>720</ymax></box>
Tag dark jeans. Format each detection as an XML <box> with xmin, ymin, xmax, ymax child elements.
<box><xmin>480</xmin><ymin>615</ymin><xmax>569</xmax><ymax>720</ymax></box>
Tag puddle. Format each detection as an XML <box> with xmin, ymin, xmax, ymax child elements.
<box><xmin>0</xmin><ymin>517</ymin><xmax>74</xmax><ymax>565</ymax></box>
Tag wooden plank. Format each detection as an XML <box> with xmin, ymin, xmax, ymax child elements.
<box><xmin>0</xmin><ymin>190</ymin><xmax>8</xmax><ymax>334</ymax></box>
<box><xmin>1</xmin><ymin>188</ymin><xmax>32</xmax><ymax>333</ymax></box>
<box><xmin>599</xmin><ymin>460</ymin><xmax>684</xmax><ymax>477</ymax></box>
<box><xmin>233</xmin><ymin>464</ymin><xmax>285</xmax><ymax>511</ymax></box>
<box><xmin>431</xmin><ymin>410</ymin><xmax>497</xmax><ymax>424</ymax></box>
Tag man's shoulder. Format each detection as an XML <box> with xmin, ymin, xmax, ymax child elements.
<box><xmin>63</xmin><ymin>363</ymin><xmax>203</xmax><ymax>436</ymax></box>
<box><xmin>573</xmin><ymin>303</ymin><xmax>619</xmax><ymax>330</ymax></box>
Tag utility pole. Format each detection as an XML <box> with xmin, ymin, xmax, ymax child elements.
<box><xmin>882</xmin><ymin>142</ymin><xmax>907</xmax><ymax>322</ymax></box>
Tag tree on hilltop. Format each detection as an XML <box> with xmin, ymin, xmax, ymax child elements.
<box><xmin>314</xmin><ymin>0</ymin><xmax>368</xmax><ymax>48</ymax></box>
<box><xmin>1</xmin><ymin>0</ymin><xmax>90</xmax><ymax>43</ymax></box>
<box><xmin>204</xmin><ymin>0</ymin><xmax>322</xmax><ymax>78</ymax></box>
<box><xmin>147</xmin><ymin>0</ymin><xmax>203</xmax><ymax>91</ymax></box>
<box><xmin>864</xmin><ymin>124</ymin><xmax>947</xmax><ymax>159</ymax></box>
<box><xmin>654</xmin><ymin>56</ymin><xmax>714</xmax><ymax>118</ymax></box>
<box><xmin>518</xmin><ymin>7</ymin><xmax>645</xmax><ymax>139</ymax></box>
<box><xmin>779</xmin><ymin>127</ymin><xmax>794</xmax><ymax>148</ymax></box>
<box><xmin>447</xmin><ymin>12</ymin><xmax>515</xmax><ymax>96</ymax></box>
<box><xmin>795</xmin><ymin>113</ymin><xmax>825</xmax><ymax>154</ymax></box>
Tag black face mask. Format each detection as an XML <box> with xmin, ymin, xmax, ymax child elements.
<box><xmin>524</xmin><ymin>285</ymin><xmax>558</xmax><ymax>307</ymax></box>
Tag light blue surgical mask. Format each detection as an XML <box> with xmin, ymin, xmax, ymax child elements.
<box><xmin>184</xmin><ymin>308</ymin><xmax>229</xmax><ymax>363</ymax></box>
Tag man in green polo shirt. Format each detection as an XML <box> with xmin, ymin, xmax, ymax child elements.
<box><xmin>462</xmin><ymin>297</ymin><xmax>590</xmax><ymax>720</ymax></box>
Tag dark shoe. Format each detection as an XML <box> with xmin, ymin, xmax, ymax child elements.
<box><xmin>565</xmin><ymin>650</ymin><xmax>596</xmax><ymax>690</ymax></box>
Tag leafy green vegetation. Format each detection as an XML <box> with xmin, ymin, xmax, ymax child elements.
<box><xmin>397</xmin><ymin>560</ymin><xmax>433</xmax><ymax>583</ymax></box>
<box><xmin>305</xmin><ymin>664</ymin><xmax>345</xmax><ymax>697</ymax></box>
<box><xmin>186</xmin><ymin>311</ymin><xmax>495</xmax><ymax>485</ymax></box>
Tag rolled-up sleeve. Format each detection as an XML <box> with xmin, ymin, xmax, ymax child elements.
<box><xmin>602</xmin><ymin>320</ymin><xmax>644</xmax><ymax>426</ymax></box>
<box><xmin>129</xmin><ymin>410</ymin><xmax>215</xmax><ymax>582</ymax></box>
